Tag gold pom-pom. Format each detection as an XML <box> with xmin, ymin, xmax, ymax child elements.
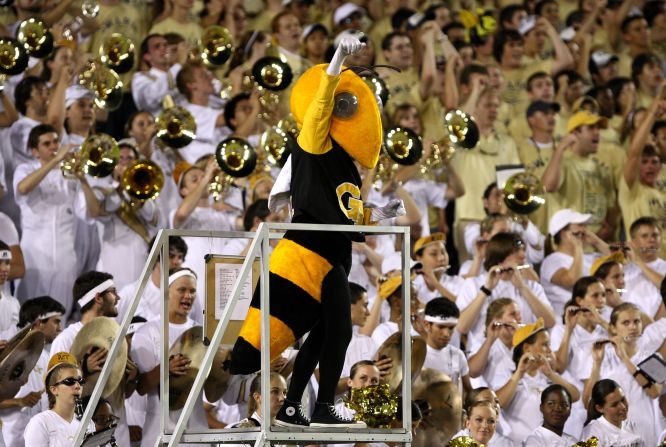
<box><xmin>573</xmin><ymin>437</ymin><xmax>599</xmax><ymax>447</ymax></box>
<box><xmin>345</xmin><ymin>383</ymin><xmax>398</xmax><ymax>428</ymax></box>
<box><xmin>448</xmin><ymin>436</ymin><xmax>485</xmax><ymax>447</ymax></box>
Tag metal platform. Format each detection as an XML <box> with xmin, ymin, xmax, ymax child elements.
<box><xmin>73</xmin><ymin>223</ymin><xmax>414</xmax><ymax>446</ymax></box>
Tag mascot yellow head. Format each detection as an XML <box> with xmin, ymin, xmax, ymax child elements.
<box><xmin>290</xmin><ymin>64</ymin><xmax>383</xmax><ymax>169</ymax></box>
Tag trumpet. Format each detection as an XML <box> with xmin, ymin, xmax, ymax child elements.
<box><xmin>373</xmin><ymin>126</ymin><xmax>423</xmax><ymax>190</ymax></box>
<box><xmin>210</xmin><ymin>137</ymin><xmax>257</xmax><ymax>200</ymax></box>
<box><xmin>16</xmin><ymin>19</ymin><xmax>53</xmax><ymax>59</ymax></box>
<box><xmin>155</xmin><ymin>96</ymin><xmax>197</xmax><ymax>149</ymax></box>
<box><xmin>503</xmin><ymin>172</ymin><xmax>545</xmax><ymax>215</ymax></box>
<box><xmin>445</xmin><ymin>109</ymin><xmax>480</xmax><ymax>149</ymax></box>
<box><xmin>199</xmin><ymin>26</ymin><xmax>233</xmax><ymax>67</ymax></box>
<box><xmin>121</xmin><ymin>160</ymin><xmax>164</xmax><ymax>203</ymax></box>
<box><xmin>99</xmin><ymin>34</ymin><xmax>135</xmax><ymax>74</ymax></box>
<box><xmin>78</xmin><ymin>60</ymin><xmax>123</xmax><ymax>110</ymax></box>
<box><xmin>242</xmin><ymin>56</ymin><xmax>294</xmax><ymax>120</ymax></box>
<box><xmin>61</xmin><ymin>134</ymin><xmax>120</xmax><ymax>179</ymax></box>
<box><xmin>419</xmin><ymin>137</ymin><xmax>455</xmax><ymax>175</ymax></box>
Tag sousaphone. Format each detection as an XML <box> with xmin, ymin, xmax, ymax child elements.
<box><xmin>70</xmin><ymin>317</ymin><xmax>128</xmax><ymax>398</ymax></box>
<box><xmin>0</xmin><ymin>326</ymin><xmax>45</xmax><ymax>400</ymax></box>
<box><xmin>375</xmin><ymin>332</ymin><xmax>427</xmax><ymax>393</ymax></box>
<box><xmin>169</xmin><ymin>326</ymin><xmax>231</xmax><ymax>409</ymax></box>
<box><xmin>412</xmin><ymin>368</ymin><xmax>463</xmax><ymax>446</ymax></box>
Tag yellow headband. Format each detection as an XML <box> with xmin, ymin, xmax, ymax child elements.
<box><xmin>413</xmin><ymin>232</ymin><xmax>445</xmax><ymax>254</ymax></box>
<box><xmin>590</xmin><ymin>252</ymin><xmax>626</xmax><ymax>276</ymax></box>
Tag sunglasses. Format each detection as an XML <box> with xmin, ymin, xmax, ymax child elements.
<box><xmin>55</xmin><ymin>376</ymin><xmax>85</xmax><ymax>387</ymax></box>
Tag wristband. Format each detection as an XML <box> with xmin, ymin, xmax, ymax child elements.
<box><xmin>480</xmin><ymin>286</ymin><xmax>492</xmax><ymax>296</ymax></box>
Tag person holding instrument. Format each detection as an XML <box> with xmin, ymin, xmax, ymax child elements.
<box><xmin>230</xmin><ymin>35</ymin><xmax>401</xmax><ymax>428</ymax></box>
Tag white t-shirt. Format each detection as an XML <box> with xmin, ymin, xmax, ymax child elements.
<box><xmin>623</xmin><ymin>259</ymin><xmax>666</xmax><ymax>318</ymax></box>
<box><xmin>413</xmin><ymin>273</ymin><xmax>465</xmax><ymax>304</ymax></box>
<box><xmin>118</xmin><ymin>278</ymin><xmax>163</xmax><ymax>323</ymax></box>
<box><xmin>478</xmin><ymin>339</ymin><xmax>515</xmax><ymax>390</ymax></box>
<box><xmin>580</xmin><ymin>416</ymin><xmax>644</xmax><ymax>447</ymax></box>
<box><xmin>521</xmin><ymin>425</ymin><xmax>579</xmax><ymax>446</ymax></box>
<box><xmin>341</xmin><ymin>327</ymin><xmax>378</xmax><ymax>378</ymax></box>
<box><xmin>23</xmin><ymin>410</ymin><xmax>94</xmax><ymax>447</ymax></box>
<box><xmin>457</xmin><ymin>276</ymin><xmax>552</xmax><ymax>349</ymax></box>
<box><xmin>503</xmin><ymin>371</ymin><xmax>551</xmax><ymax>444</ymax></box>
<box><xmin>422</xmin><ymin>344</ymin><xmax>468</xmax><ymax>388</ymax></box>
<box><xmin>401</xmin><ymin>178</ymin><xmax>448</xmax><ymax>236</ymax></box>
<box><xmin>0</xmin><ymin>290</ymin><xmax>20</xmax><ymax>340</ymax></box>
<box><xmin>0</xmin><ymin>212</ymin><xmax>18</xmax><ymax>245</ymax></box>
<box><xmin>50</xmin><ymin>322</ymin><xmax>84</xmax><ymax>357</ymax></box>
<box><xmin>539</xmin><ymin>251</ymin><xmax>598</xmax><ymax>316</ymax></box>
<box><xmin>370</xmin><ymin>321</ymin><xmax>419</xmax><ymax>348</ymax></box>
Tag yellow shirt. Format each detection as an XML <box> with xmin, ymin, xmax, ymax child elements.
<box><xmin>619</xmin><ymin>176</ymin><xmax>666</xmax><ymax>237</ymax></box>
<box><xmin>368</xmin><ymin>17</ymin><xmax>392</xmax><ymax>65</ymax></box>
<box><xmin>247</xmin><ymin>10</ymin><xmax>278</xmax><ymax>33</ymax></box>
<box><xmin>500</xmin><ymin>59</ymin><xmax>553</xmax><ymax>111</ymax></box>
<box><xmin>452</xmin><ymin>131</ymin><xmax>521</xmax><ymax>221</ymax></box>
<box><xmin>593</xmin><ymin>142</ymin><xmax>626</xmax><ymax>188</ymax></box>
<box><xmin>549</xmin><ymin>152</ymin><xmax>614</xmax><ymax>234</ymax></box>
<box><xmin>149</xmin><ymin>17</ymin><xmax>203</xmax><ymax>47</ymax></box>
<box><xmin>86</xmin><ymin>3</ymin><xmax>145</xmax><ymax>56</ymax></box>
<box><xmin>380</xmin><ymin>68</ymin><xmax>423</xmax><ymax>117</ymax></box>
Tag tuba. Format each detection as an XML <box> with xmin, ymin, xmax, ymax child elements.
<box><xmin>99</xmin><ymin>33</ymin><xmax>135</xmax><ymax>74</ymax></box>
<box><xmin>61</xmin><ymin>133</ymin><xmax>120</xmax><ymax>179</ymax></box>
<box><xmin>200</xmin><ymin>26</ymin><xmax>234</xmax><ymax>67</ymax></box>
<box><xmin>155</xmin><ymin>96</ymin><xmax>197</xmax><ymax>149</ymax></box>
<box><xmin>121</xmin><ymin>160</ymin><xmax>165</xmax><ymax>202</ymax></box>
<box><xmin>502</xmin><ymin>171</ymin><xmax>545</xmax><ymax>214</ymax></box>
<box><xmin>79</xmin><ymin>60</ymin><xmax>123</xmax><ymax>110</ymax></box>
<box><xmin>209</xmin><ymin>138</ymin><xmax>257</xmax><ymax>201</ymax></box>
<box><xmin>16</xmin><ymin>19</ymin><xmax>53</xmax><ymax>58</ymax></box>
<box><xmin>0</xmin><ymin>38</ymin><xmax>28</xmax><ymax>76</ymax></box>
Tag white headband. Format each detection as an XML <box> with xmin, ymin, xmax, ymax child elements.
<box><xmin>0</xmin><ymin>250</ymin><xmax>11</xmax><ymax>260</ymax></box>
<box><xmin>37</xmin><ymin>311</ymin><xmax>62</xmax><ymax>321</ymax></box>
<box><xmin>424</xmin><ymin>315</ymin><xmax>459</xmax><ymax>325</ymax></box>
<box><xmin>168</xmin><ymin>270</ymin><xmax>197</xmax><ymax>286</ymax></box>
<box><xmin>78</xmin><ymin>279</ymin><xmax>115</xmax><ymax>308</ymax></box>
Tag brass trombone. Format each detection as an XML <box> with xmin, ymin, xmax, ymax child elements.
<box><xmin>419</xmin><ymin>109</ymin><xmax>480</xmax><ymax>175</ymax></box>
<box><xmin>16</xmin><ymin>19</ymin><xmax>53</xmax><ymax>59</ymax></box>
<box><xmin>121</xmin><ymin>160</ymin><xmax>165</xmax><ymax>202</ymax></box>
<box><xmin>78</xmin><ymin>60</ymin><xmax>123</xmax><ymax>110</ymax></box>
<box><xmin>61</xmin><ymin>133</ymin><xmax>120</xmax><ymax>179</ymax></box>
<box><xmin>99</xmin><ymin>34</ymin><xmax>135</xmax><ymax>74</ymax></box>
<box><xmin>242</xmin><ymin>56</ymin><xmax>293</xmax><ymax>120</ymax></box>
<box><xmin>373</xmin><ymin>126</ymin><xmax>423</xmax><ymax>190</ymax></box>
<box><xmin>155</xmin><ymin>96</ymin><xmax>197</xmax><ymax>149</ymax></box>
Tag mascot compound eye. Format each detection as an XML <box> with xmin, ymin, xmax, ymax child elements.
<box><xmin>333</xmin><ymin>92</ymin><xmax>359</xmax><ymax>119</ymax></box>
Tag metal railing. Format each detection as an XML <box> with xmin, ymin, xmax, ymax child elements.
<box><xmin>74</xmin><ymin>223</ymin><xmax>413</xmax><ymax>446</ymax></box>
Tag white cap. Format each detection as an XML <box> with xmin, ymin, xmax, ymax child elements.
<box><xmin>559</xmin><ymin>26</ymin><xmax>576</xmax><ymax>42</ymax></box>
<box><xmin>548</xmin><ymin>209</ymin><xmax>593</xmax><ymax>235</ymax></box>
<box><xmin>591</xmin><ymin>50</ymin><xmax>619</xmax><ymax>68</ymax></box>
<box><xmin>302</xmin><ymin>23</ymin><xmax>328</xmax><ymax>40</ymax></box>
<box><xmin>381</xmin><ymin>252</ymin><xmax>422</xmax><ymax>275</ymax></box>
<box><xmin>334</xmin><ymin>29</ymin><xmax>366</xmax><ymax>48</ymax></box>
<box><xmin>518</xmin><ymin>15</ymin><xmax>537</xmax><ymax>35</ymax></box>
<box><xmin>334</xmin><ymin>2</ymin><xmax>364</xmax><ymax>26</ymax></box>
<box><xmin>65</xmin><ymin>85</ymin><xmax>94</xmax><ymax>108</ymax></box>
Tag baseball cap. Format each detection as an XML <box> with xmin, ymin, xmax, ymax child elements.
<box><xmin>282</xmin><ymin>0</ymin><xmax>314</xmax><ymax>5</ymax></box>
<box><xmin>559</xmin><ymin>26</ymin><xmax>576</xmax><ymax>42</ymax></box>
<box><xmin>567</xmin><ymin>110</ymin><xmax>608</xmax><ymax>133</ymax></box>
<box><xmin>518</xmin><ymin>15</ymin><xmax>537</xmax><ymax>35</ymax></box>
<box><xmin>526</xmin><ymin>100</ymin><xmax>561</xmax><ymax>117</ymax></box>
<box><xmin>334</xmin><ymin>2</ymin><xmax>365</xmax><ymax>26</ymax></box>
<box><xmin>591</xmin><ymin>50</ymin><xmax>619</xmax><ymax>69</ymax></box>
<box><xmin>65</xmin><ymin>85</ymin><xmax>95</xmax><ymax>108</ymax></box>
<box><xmin>512</xmin><ymin>318</ymin><xmax>544</xmax><ymax>348</ymax></box>
<box><xmin>548</xmin><ymin>208</ymin><xmax>593</xmax><ymax>235</ymax></box>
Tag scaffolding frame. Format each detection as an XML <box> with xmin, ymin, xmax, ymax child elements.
<box><xmin>73</xmin><ymin>223</ymin><xmax>413</xmax><ymax>446</ymax></box>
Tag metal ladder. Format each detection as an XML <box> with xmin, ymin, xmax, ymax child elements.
<box><xmin>73</xmin><ymin>222</ymin><xmax>414</xmax><ymax>446</ymax></box>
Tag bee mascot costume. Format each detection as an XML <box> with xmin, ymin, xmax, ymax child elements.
<box><xmin>230</xmin><ymin>36</ymin><xmax>401</xmax><ymax>427</ymax></box>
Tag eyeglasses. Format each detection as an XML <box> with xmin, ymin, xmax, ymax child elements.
<box><xmin>55</xmin><ymin>376</ymin><xmax>85</xmax><ymax>387</ymax></box>
<box><xmin>93</xmin><ymin>415</ymin><xmax>120</xmax><ymax>426</ymax></box>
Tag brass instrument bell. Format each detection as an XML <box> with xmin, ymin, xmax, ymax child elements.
<box><xmin>259</xmin><ymin>127</ymin><xmax>295</xmax><ymax>167</ymax></box>
<box><xmin>444</xmin><ymin>109</ymin><xmax>479</xmax><ymax>149</ymax></box>
<box><xmin>16</xmin><ymin>19</ymin><xmax>53</xmax><ymax>58</ymax></box>
<box><xmin>252</xmin><ymin>56</ymin><xmax>293</xmax><ymax>91</ymax></box>
<box><xmin>61</xmin><ymin>133</ymin><xmax>120</xmax><ymax>179</ymax></box>
<box><xmin>383</xmin><ymin>126</ymin><xmax>423</xmax><ymax>165</ymax></box>
<box><xmin>277</xmin><ymin>114</ymin><xmax>299</xmax><ymax>140</ymax></box>
<box><xmin>503</xmin><ymin>172</ymin><xmax>545</xmax><ymax>214</ymax></box>
<box><xmin>215</xmin><ymin>137</ymin><xmax>257</xmax><ymax>177</ymax></box>
<box><xmin>155</xmin><ymin>106</ymin><xmax>197</xmax><ymax>149</ymax></box>
<box><xmin>121</xmin><ymin>160</ymin><xmax>165</xmax><ymax>202</ymax></box>
<box><xmin>79</xmin><ymin>61</ymin><xmax>124</xmax><ymax>111</ymax></box>
<box><xmin>200</xmin><ymin>26</ymin><xmax>233</xmax><ymax>67</ymax></box>
<box><xmin>0</xmin><ymin>38</ymin><xmax>28</xmax><ymax>75</ymax></box>
<box><xmin>100</xmin><ymin>33</ymin><xmax>135</xmax><ymax>74</ymax></box>
<box><xmin>360</xmin><ymin>71</ymin><xmax>389</xmax><ymax>108</ymax></box>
